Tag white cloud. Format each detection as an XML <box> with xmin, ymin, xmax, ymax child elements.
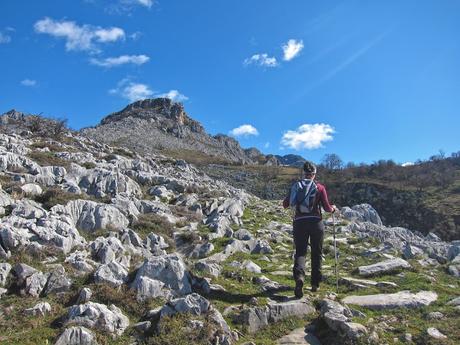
<box><xmin>21</xmin><ymin>79</ymin><xmax>37</xmax><ymax>87</ymax></box>
<box><xmin>264</xmin><ymin>142</ymin><xmax>270</xmax><ymax>149</ymax></box>
<box><xmin>0</xmin><ymin>32</ymin><xmax>11</xmax><ymax>44</ymax></box>
<box><xmin>155</xmin><ymin>90</ymin><xmax>188</xmax><ymax>102</ymax></box>
<box><xmin>110</xmin><ymin>79</ymin><xmax>188</xmax><ymax>103</ymax></box>
<box><xmin>90</xmin><ymin>54</ymin><xmax>150</xmax><ymax>67</ymax></box>
<box><xmin>282</xmin><ymin>39</ymin><xmax>304</xmax><ymax>61</ymax></box>
<box><xmin>109</xmin><ymin>79</ymin><xmax>153</xmax><ymax>102</ymax></box>
<box><xmin>34</xmin><ymin>17</ymin><xmax>125</xmax><ymax>52</ymax></box>
<box><xmin>244</xmin><ymin>53</ymin><xmax>278</xmax><ymax>68</ymax></box>
<box><xmin>229</xmin><ymin>124</ymin><xmax>259</xmax><ymax>137</ymax></box>
<box><xmin>133</xmin><ymin>0</ymin><xmax>153</xmax><ymax>7</ymax></box>
<box><xmin>401</xmin><ymin>162</ymin><xmax>414</xmax><ymax>167</ymax></box>
<box><xmin>281</xmin><ymin>123</ymin><xmax>334</xmax><ymax>150</ymax></box>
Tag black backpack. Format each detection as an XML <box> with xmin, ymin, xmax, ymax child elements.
<box><xmin>295</xmin><ymin>179</ymin><xmax>318</xmax><ymax>214</ymax></box>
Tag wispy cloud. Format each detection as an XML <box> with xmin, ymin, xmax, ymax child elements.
<box><xmin>282</xmin><ymin>39</ymin><xmax>304</xmax><ymax>61</ymax></box>
<box><xmin>34</xmin><ymin>17</ymin><xmax>125</xmax><ymax>53</ymax></box>
<box><xmin>0</xmin><ymin>30</ymin><xmax>12</xmax><ymax>44</ymax></box>
<box><xmin>229</xmin><ymin>124</ymin><xmax>259</xmax><ymax>137</ymax></box>
<box><xmin>298</xmin><ymin>29</ymin><xmax>391</xmax><ymax>97</ymax></box>
<box><xmin>106</xmin><ymin>0</ymin><xmax>154</xmax><ymax>14</ymax></box>
<box><xmin>110</xmin><ymin>79</ymin><xmax>188</xmax><ymax>103</ymax></box>
<box><xmin>281</xmin><ymin>123</ymin><xmax>334</xmax><ymax>150</ymax></box>
<box><xmin>21</xmin><ymin>79</ymin><xmax>37</xmax><ymax>87</ymax></box>
<box><xmin>90</xmin><ymin>54</ymin><xmax>150</xmax><ymax>67</ymax></box>
<box><xmin>244</xmin><ymin>54</ymin><xmax>278</xmax><ymax>68</ymax></box>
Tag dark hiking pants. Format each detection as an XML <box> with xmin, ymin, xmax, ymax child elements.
<box><xmin>293</xmin><ymin>219</ymin><xmax>324</xmax><ymax>287</ymax></box>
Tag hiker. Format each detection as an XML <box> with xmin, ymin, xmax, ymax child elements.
<box><xmin>283</xmin><ymin>161</ymin><xmax>337</xmax><ymax>297</ymax></box>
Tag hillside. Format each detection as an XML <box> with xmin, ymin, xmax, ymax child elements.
<box><xmin>80</xmin><ymin>98</ymin><xmax>299</xmax><ymax>167</ymax></box>
<box><xmin>0</xmin><ymin>115</ymin><xmax>458</xmax><ymax>345</ymax></box>
<box><xmin>200</xmin><ymin>158</ymin><xmax>460</xmax><ymax>241</ymax></box>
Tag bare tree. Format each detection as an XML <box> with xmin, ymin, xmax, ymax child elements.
<box><xmin>322</xmin><ymin>153</ymin><xmax>343</xmax><ymax>170</ymax></box>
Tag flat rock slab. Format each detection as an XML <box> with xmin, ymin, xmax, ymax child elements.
<box><xmin>277</xmin><ymin>328</ymin><xmax>322</xmax><ymax>345</ymax></box>
<box><xmin>342</xmin><ymin>290</ymin><xmax>437</xmax><ymax>310</ymax></box>
<box><xmin>340</xmin><ymin>276</ymin><xmax>398</xmax><ymax>289</ymax></box>
<box><xmin>358</xmin><ymin>258</ymin><xmax>411</xmax><ymax>277</ymax></box>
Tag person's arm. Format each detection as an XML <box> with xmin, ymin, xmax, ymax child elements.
<box><xmin>318</xmin><ymin>184</ymin><xmax>335</xmax><ymax>213</ymax></box>
<box><xmin>283</xmin><ymin>182</ymin><xmax>298</xmax><ymax>209</ymax></box>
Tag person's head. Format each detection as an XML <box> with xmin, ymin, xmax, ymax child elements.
<box><xmin>303</xmin><ymin>161</ymin><xmax>317</xmax><ymax>179</ymax></box>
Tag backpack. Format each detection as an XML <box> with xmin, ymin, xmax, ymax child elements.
<box><xmin>295</xmin><ymin>179</ymin><xmax>317</xmax><ymax>214</ymax></box>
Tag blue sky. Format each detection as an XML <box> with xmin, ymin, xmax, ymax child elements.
<box><xmin>1</xmin><ymin>0</ymin><xmax>459</xmax><ymax>164</ymax></box>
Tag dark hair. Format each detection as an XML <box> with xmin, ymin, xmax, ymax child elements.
<box><xmin>303</xmin><ymin>161</ymin><xmax>317</xmax><ymax>174</ymax></box>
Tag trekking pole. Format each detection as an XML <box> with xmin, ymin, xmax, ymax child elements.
<box><xmin>332</xmin><ymin>212</ymin><xmax>339</xmax><ymax>293</ymax></box>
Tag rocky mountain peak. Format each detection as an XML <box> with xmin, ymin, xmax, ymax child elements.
<box><xmin>100</xmin><ymin>98</ymin><xmax>204</xmax><ymax>134</ymax></box>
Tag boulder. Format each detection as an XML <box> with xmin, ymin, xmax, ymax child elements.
<box><xmin>160</xmin><ymin>293</ymin><xmax>210</xmax><ymax>317</ymax></box>
<box><xmin>24</xmin><ymin>301</ymin><xmax>51</xmax><ymax>316</ymax></box>
<box><xmin>77</xmin><ymin>288</ymin><xmax>92</xmax><ymax>304</ymax></box>
<box><xmin>341</xmin><ymin>204</ymin><xmax>382</xmax><ymax>225</ymax></box>
<box><xmin>93</xmin><ymin>261</ymin><xmax>128</xmax><ymax>287</ymax></box>
<box><xmin>319</xmin><ymin>299</ymin><xmax>367</xmax><ymax>341</ymax></box>
<box><xmin>342</xmin><ymin>290</ymin><xmax>437</xmax><ymax>310</ymax></box>
<box><xmin>242</xmin><ymin>260</ymin><xmax>261</xmax><ymax>274</ymax></box>
<box><xmin>358</xmin><ymin>258</ymin><xmax>411</xmax><ymax>277</ymax></box>
<box><xmin>64</xmin><ymin>302</ymin><xmax>129</xmax><ymax>336</ymax></box>
<box><xmin>194</xmin><ymin>261</ymin><xmax>221</xmax><ymax>278</ymax></box>
<box><xmin>55</xmin><ymin>326</ymin><xmax>98</xmax><ymax>345</ymax></box>
<box><xmin>131</xmin><ymin>254</ymin><xmax>192</xmax><ymax>300</ymax></box>
<box><xmin>190</xmin><ymin>242</ymin><xmax>214</xmax><ymax>259</ymax></box>
<box><xmin>20</xmin><ymin>183</ymin><xmax>43</xmax><ymax>196</ymax></box>
<box><xmin>427</xmin><ymin>327</ymin><xmax>447</xmax><ymax>339</ymax></box>
<box><xmin>234</xmin><ymin>229</ymin><xmax>253</xmax><ymax>241</ymax></box>
<box><xmin>42</xmin><ymin>265</ymin><xmax>72</xmax><ymax>296</ymax></box>
<box><xmin>52</xmin><ymin>199</ymin><xmax>129</xmax><ymax>232</ymax></box>
<box><xmin>234</xmin><ymin>298</ymin><xmax>315</xmax><ymax>333</ymax></box>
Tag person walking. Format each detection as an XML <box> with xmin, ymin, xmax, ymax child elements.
<box><xmin>283</xmin><ymin>161</ymin><xmax>337</xmax><ymax>298</ymax></box>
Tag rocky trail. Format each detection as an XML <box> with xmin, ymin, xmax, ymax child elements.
<box><xmin>0</xmin><ymin>124</ymin><xmax>459</xmax><ymax>345</ymax></box>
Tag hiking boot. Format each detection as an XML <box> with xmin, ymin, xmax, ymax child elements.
<box><xmin>294</xmin><ymin>280</ymin><xmax>304</xmax><ymax>298</ymax></box>
<box><xmin>311</xmin><ymin>285</ymin><xmax>319</xmax><ymax>292</ymax></box>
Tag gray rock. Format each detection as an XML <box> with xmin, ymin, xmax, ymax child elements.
<box><xmin>190</xmin><ymin>242</ymin><xmax>214</xmax><ymax>259</ymax></box>
<box><xmin>447</xmin><ymin>296</ymin><xmax>460</xmax><ymax>306</ymax></box>
<box><xmin>234</xmin><ymin>298</ymin><xmax>315</xmax><ymax>333</ymax></box>
<box><xmin>194</xmin><ymin>261</ymin><xmax>221</xmax><ymax>278</ymax></box>
<box><xmin>341</xmin><ymin>204</ymin><xmax>382</xmax><ymax>225</ymax></box>
<box><xmin>234</xmin><ymin>229</ymin><xmax>253</xmax><ymax>241</ymax></box>
<box><xmin>42</xmin><ymin>265</ymin><xmax>72</xmax><ymax>296</ymax></box>
<box><xmin>160</xmin><ymin>293</ymin><xmax>210</xmax><ymax>317</ymax></box>
<box><xmin>55</xmin><ymin>326</ymin><xmax>98</xmax><ymax>345</ymax></box>
<box><xmin>402</xmin><ymin>243</ymin><xmax>424</xmax><ymax>259</ymax></box>
<box><xmin>342</xmin><ymin>290</ymin><xmax>437</xmax><ymax>310</ymax></box>
<box><xmin>64</xmin><ymin>302</ymin><xmax>129</xmax><ymax>336</ymax></box>
<box><xmin>426</xmin><ymin>311</ymin><xmax>444</xmax><ymax>320</ymax></box>
<box><xmin>132</xmin><ymin>254</ymin><xmax>191</xmax><ymax>300</ymax></box>
<box><xmin>20</xmin><ymin>183</ymin><xmax>43</xmax><ymax>196</ymax></box>
<box><xmin>24</xmin><ymin>301</ymin><xmax>51</xmax><ymax>316</ymax></box>
<box><xmin>276</xmin><ymin>328</ymin><xmax>321</xmax><ymax>345</ymax></box>
<box><xmin>93</xmin><ymin>261</ymin><xmax>128</xmax><ymax>287</ymax></box>
<box><xmin>242</xmin><ymin>260</ymin><xmax>261</xmax><ymax>274</ymax></box>
<box><xmin>358</xmin><ymin>258</ymin><xmax>411</xmax><ymax>277</ymax></box>
<box><xmin>77</xmin><ymin>288</ymin><xmax>92</xmax><ymax>304</ymax></box>
<box><xmin>52</xmin><ymin>199</ymin><xmax>129</xmax><ymax>232</ymax></box>
<box><xmin>319</xmin><ymin>299</ymin><xmax>367</xmax><ymax>340</ymax></box>
<box><xmin>427</xmin><ymin>327</ymin><xmax>447</xmax><ymax>339</ymax></box>
<box><xmin>0</xmin><ymin>262</ymin><xmax>12</xmax><ymax>286</ymax></box>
